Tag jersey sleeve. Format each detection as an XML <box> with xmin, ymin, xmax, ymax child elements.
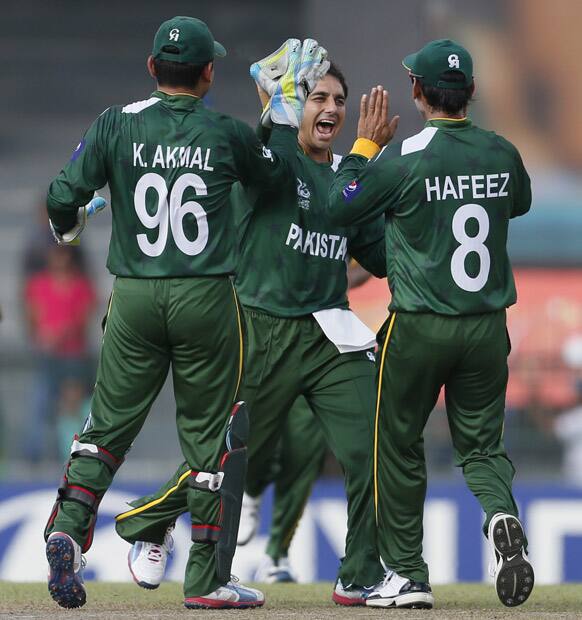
<box><xmin>327</xmin><ymin>143</ymin><xmax>404</xmax><ymax>227</ymax></box>
<box><xmin>47</xmin><ymin>109</ymin><xmax>113</xmax><ymax>234</ymax></box>
<box><xmin>510</xmin><ymin>147</ymin><xmax>532</xmax><ymax>219</ymax></box>
<box><xmin>347</xmin><ymin>217</ymin><xmax>387</xmax><ymax>278</ymax></box>
<box><xmin>230</xmin><ymin>120</ymin><xmax>297</xmax><ymax>192</ymax></box>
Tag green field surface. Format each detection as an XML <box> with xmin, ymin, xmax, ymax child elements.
<box><xmin>1</xmin><ymin>583</ymin><xmax>581</xmax><ymax>619</ymax></box>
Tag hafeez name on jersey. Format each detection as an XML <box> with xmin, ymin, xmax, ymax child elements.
<box><xmin>132</xmin><ymin>142</ymin><xmax>214</xmax><ymax>170</ymax></box>
<box><xmin>285</xmin><ymin>222</ymin><xmax>348</xmax><ymax>260</ymax></box>
<box><xmin>425</xmin><ymin>172</ymin><xmax>510</xmax><ymax>202</ymax></box>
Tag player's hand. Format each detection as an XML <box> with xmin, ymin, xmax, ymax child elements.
<box><xmin>357</xmin><ymin>85</ymin><xmax>399</xmax><ymax>147</ymax></box>
<box><xmin>250</xmin><ymin>38</ymin><xmax>301</xmax><ymax>97</ymax></box>
<box><xmin>269</xmin><ymin>39</ymin><xmax>329</xmax><ymax>129</ymax></box>
<box><xmin>50</xmin><ymin>195</ymin><xmax>108</xmax><ymax>245</ymax></box>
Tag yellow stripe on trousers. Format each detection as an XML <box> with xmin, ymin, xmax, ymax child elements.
<box><xmin>230</xmin><ymin>281</ymin><xmax>244</xmax><ymax>401</ymax></box>
<box><xmin>373</xmin><ymin>312</ymin><xmax>397</xmax><ymax>524</ymax></box>
<box><xmin>115</xmin><ymin>469</ymin><xmax>192</xmax><ymax>522</ymax></box>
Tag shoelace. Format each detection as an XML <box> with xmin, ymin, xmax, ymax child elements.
<box><xmin>146</xmin><ymin>544</ymin><xmax>164</xmax><ymax>563</ymax></box>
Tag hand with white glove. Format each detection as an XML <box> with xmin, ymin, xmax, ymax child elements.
<box><xmin>251</xmin><ymin>38</ymin><xmax>330</xmax><ymax>128</ymax></box>
<box><xmin>50</xmin><ymin>195</ymin><xmax>107</xmax><ymax>245</ymax></box>
<box><xmin>250</xmin><ymin>38</ymin><xmax>301</xmax><ymax>98</ymax></box>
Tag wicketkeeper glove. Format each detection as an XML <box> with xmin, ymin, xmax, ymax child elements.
<box><xmin>250</xmin><ymin>38</ymin><xmax>301</xmax><ymax>97</ymax></box>
<box><xmin>49</xmin><ymin>195</ymin><xmax>107</xmax><ymax>245</ymax></box>
<box><xmin>255</xmin><ymin>39</ymin><xmax>330</xmax><ymax>128</ymax></box>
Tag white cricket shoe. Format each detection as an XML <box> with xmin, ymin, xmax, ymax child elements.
<box><xmin>488</xmin><ymin>513</ymin><xmax>534</xmax><ymax>607</ymax></box>
<box><xmin>236</xmin><ymin>493</ymin><xmax>261</xmax><ymax>546</ymax></box>
<box><xmin>254</xmin><ymin>555</ymin><xmax>296</xmax><ymax>583</ymax></box>
<box><xmin>46</xmin><ymin>532</ymin><xmax>86</xmax><ymax>608</ymax></box>
<box><xmin>332</xmin><ymin>578</ymin><xmax>369</xmax><ymax>606</ymax></box>
<box><xmin>184</xmin><ymin>577</ymin><xmax>265</xmax><ymax>609</ymax></box>
<box><xmin>366</xmin><ymin>570</ymin><xmax>434</xmax><ymax>608</ymax></box>
<box><xmin>128</xmin><ymin>527</ymin><xmax>174</xmax><ymax>589</ymax></box>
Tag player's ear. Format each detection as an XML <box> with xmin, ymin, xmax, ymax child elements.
<box><xmin>469</xmin><ymin>80</ymin><xmax>476</xmax><ymax>98</ymax></box>
<box><xmin>201</xmin><ymin>61</ymin><xmax>214</xmax><ymax>84</ymax></box>
<box><xmin>147</xmin><ymin>55</ymin><xmax>157</xmax><ymax>79</ymax></box>
<box><xmin>412</xmin><ymin>77</ymin><xmax>422</xmax><ymax>100</ymax></box>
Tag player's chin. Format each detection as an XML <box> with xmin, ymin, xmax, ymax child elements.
<box><xmin>311</xmin><ymin>127</ymin><xmax>336</xmax><ymax>149</ymax></box>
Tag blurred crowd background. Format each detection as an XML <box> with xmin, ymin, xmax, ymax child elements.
<box><xmin>0</xmin><ymin>0</ymin><xmax>581</xmax><ymax>482</ymax></box>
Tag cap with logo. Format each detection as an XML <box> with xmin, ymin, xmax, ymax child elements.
<box><xmin>402</xmin><ymin>39</ymin><xmax>473</xmax><ymax>89</ymax></box>
<box><xmin>152</xmin><ymin>16</ymin><xmax>226</xmax><ymax>65</ymax></box>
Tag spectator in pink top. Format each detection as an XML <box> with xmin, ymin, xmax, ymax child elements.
<box><xmin>24</xmin><ymin>244</ymin><xmax>96</xmax><ymax>463</ymax></box>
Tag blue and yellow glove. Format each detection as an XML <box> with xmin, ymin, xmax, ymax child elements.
<box><xmin>250</xmin><ymin>38</ymin><xmax>301</xmax><ymax>97</ymax></box>
<box><xmin>252</xmin><ymin>39</ymin><xmax>330</xmax><ymax>128</ymax></box>
<box><xmin>50</xmin><ymin>195</ymin><xmax>107</xmax><ymax>245</ymax></box>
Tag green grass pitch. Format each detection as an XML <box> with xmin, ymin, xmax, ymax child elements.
<box><xmin>0</xmin><ymin>583</ymin><xmax>580</xmax><ymax>618</ymax></box>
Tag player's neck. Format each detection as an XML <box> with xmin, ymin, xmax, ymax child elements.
<box><xmin>156</xmin><ymin>85</ymin><xmax>203</xmax><ymax>99</ymax></box>
<box><xmin>423</xmin><ymin>108</ymin><xmax>467</xmax><ymax>121</ymax></box>
<box><xmin>299</xmin><ymin>136</ymin><xmax>332</xmax><ymax>164</ymax></box>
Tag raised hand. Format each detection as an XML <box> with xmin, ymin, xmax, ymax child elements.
<box><xmin>357</xmin><ymin>85</ymin><xmax>399</xmax><ymax>147</ymax></box>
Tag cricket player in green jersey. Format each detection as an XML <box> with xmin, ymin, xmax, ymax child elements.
<box><xmin>115</xmin><ymin>53</ymin><xmax>391</xmax><ymax>605</ymax></box>
<box><xmin>43</xmin><ymin>18</ymin><xmax>329</xmax><ymax>610</ymax></box>
<box><xmin>239</xmin><ymin>263</ymin><xmax>373</xmax><ymax>585</ymax></box>
<box><xmin>328</xmin><ymin>39</ymin><xmax>533</xmax><ymax>609</ymax></box>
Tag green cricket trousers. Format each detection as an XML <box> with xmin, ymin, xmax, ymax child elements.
<box><xmin>45</xmin><ymin>276</ymin><xmax>244</xmax><ymax>597</ymax></box>
<box><xmin>116</xmin><ymin>397</ymin><xmax>326</xmax><ymax>563</ymax></box>
<box><xmin>374</xmin><ymin>310</ymin><xmax>519</xmax><ymax>583</ymax></box>
<box><xmin>116</xmin><ymin>307</ymin><xmax>384</xmax><ymax>589</ymax></box>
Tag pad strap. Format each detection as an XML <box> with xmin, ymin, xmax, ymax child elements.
<box><xmin>70</xmin><ymin>438</ymin><xmax>123</xmax><ymax>474</ymax></box>
<box><xmin>191</xmin><ymin>524</ymin><xmax>221</xmax><ymax>543</ymax></box>
<box><xmin>188</xmin><ymin>470</ymin><xmax>224</xmax><ymax>492</ymax></box>
<box><xmin>58</xmin><ymin>479</ymin><xmax>99</xmax><ymax>512</ymax></box>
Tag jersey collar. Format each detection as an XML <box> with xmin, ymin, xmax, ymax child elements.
<box><xmin>425</xmin><ymin>117</ymin><xmax>472</xmax><ymax>129</ymax></box>
<box><xmin>152</xmin><ymin>90</ymin><xmax>203</xmax><ymax>110</ymax></box>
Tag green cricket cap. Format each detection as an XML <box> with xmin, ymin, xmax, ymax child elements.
<box><xmin>152</xmin><ymin>16</ymin><xmax>226</xmax><ymax>65</ymax></box>
<box><xmin>402</xmin><ymin>39</ymin><xmax>473</xmax><ymax>89</ymax></box>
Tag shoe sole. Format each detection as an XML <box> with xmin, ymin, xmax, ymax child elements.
<box><xmin>184</xmin><ymin>598</ymin><xmax>264</xmax><ymax>609</ymax></box>
<box><xmin>366</xmin><ymin>591</ymin><xmax>434</xmax><ymax>609</ymax></box>
<box><xmin>332</xmin><ymin>591</ymin><xmax>365</xmax><ymax>606</ymax></box>
<box><xmin>46</xmin><ymin>536</ymin><xmax>86</xmax><ymax>609</ymax></box>
<box><xmin>490</xmin><ymin>515</ymin><xmax>535</xmax><ymax>607</ymax></box>
<box><xmin>127</xmin><ymin>551</ymin><xmax>160</xmax><ymax>590</ymax></box>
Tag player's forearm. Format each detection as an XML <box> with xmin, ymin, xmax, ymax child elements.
<box><xmin>350</xmin><ymin>240</ymin><xmax>387</xmax><ymax>279</ymax></box>
<box><xmin>47</xmin><ymin>176</ymin><xmax>94</xmax><ymax>234</ymax></box>
<box><xmin>327</xmin><ymin>154</ymin><xmax>371</xmax><ymax>226</ymax></box>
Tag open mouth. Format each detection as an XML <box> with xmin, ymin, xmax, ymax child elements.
<box><xmin>315</xmin><ymin>118</ymin><xmax>336</xmax><ymax>137</ymax></box>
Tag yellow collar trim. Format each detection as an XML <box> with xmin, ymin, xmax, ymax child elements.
<box><xmin>430</xmin><ymin>116</ymin><xmax>467</xmax><ymax>122</ymax></box>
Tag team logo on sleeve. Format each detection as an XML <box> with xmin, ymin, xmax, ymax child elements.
<box><xmin>262</xmin><ymin>146</ymin><xmax>274</xmax><ymax>161</ymax></box>
<box><xmin>297</xmin><ymin>178</ymin><xmax>311</xmax><ymax>210</ymax></box>
<box><xmin>342</xmin><ymin>179</ymin><xmax>363</xmax><ymax>202</ymax></box>
<box><xmin>70</xmin><ymin>139</ymin><xmax>86</xmax><ymax>162</ymax></box>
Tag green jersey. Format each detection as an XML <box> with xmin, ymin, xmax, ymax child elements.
<box><xmin>329</xmin><ymin>118</ymin><xmax>531</xmax><ymax>315</ymax></box>
<box><xmin>233</xmin><ymin>149</ymin><xmax>386</xmax><ymax>317</ymax></box>
<box><xmin>47</xmin><ymin>91</ymin><xmax>297</xmax><ymax>278</ymax></box>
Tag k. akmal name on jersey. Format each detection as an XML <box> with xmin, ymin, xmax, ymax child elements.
<box><xmin>132</xmin><ymin>142</ymin><xmax>214</xmax><ymax>170</ymax></box>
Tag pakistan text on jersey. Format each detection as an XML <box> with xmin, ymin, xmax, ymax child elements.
<box><xmin>132</xmin><ymin>143</ymin><xmax>213</xmax><ymax>171</ymax></box>
<box><xmin>425</xmin><ymin>173</ymin><xmax>510</xmax><ymax>202</ymax></box>
<box><xmin>285</xmin><ymin>223</ymin><xmax>348</xmax><ymax>261</ymax></box>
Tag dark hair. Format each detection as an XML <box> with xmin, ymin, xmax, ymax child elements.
<box><xmin>326</xmin><ymin>61</ymin><xmax>348</xmax><ymax>99</ymax></box>
<box><xmin>153</xmin><ymin>57</ymin><xmax>209</xmax><ymax>89</ymax></box>
<box><xmin>419</xmin><ymin>70</ymin><xmax>473</xmax><ymax>115</ymax></box>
